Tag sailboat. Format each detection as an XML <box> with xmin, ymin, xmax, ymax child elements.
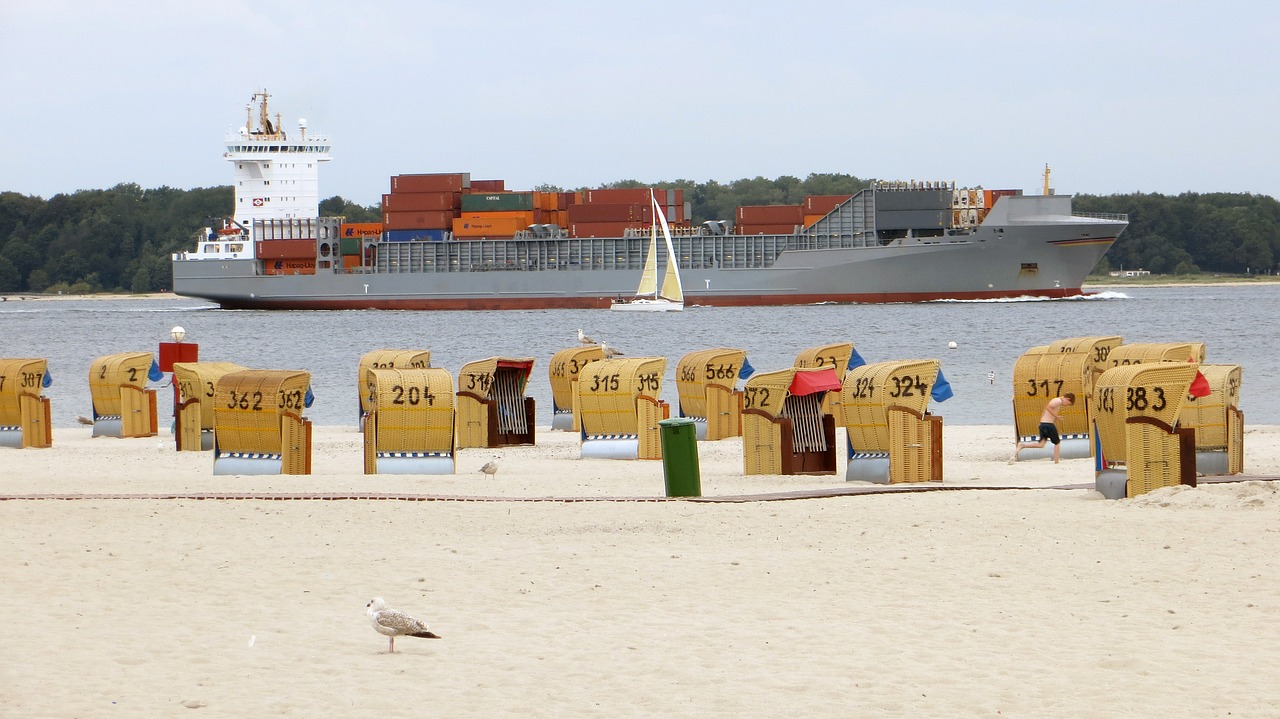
<box><xmin>611</xmin><ymin>190</ymin><xmax>684</xmax><ymax>312</ymax></box>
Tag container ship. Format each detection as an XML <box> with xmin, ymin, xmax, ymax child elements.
<box><xmin>172</xmin><ymin>92</ymin><xmax>1128</xmax><ymax>310</ymax></box>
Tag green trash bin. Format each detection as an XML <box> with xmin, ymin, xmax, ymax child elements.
<box><xmin>659</xmin><ymin>417</ymin><xmax>701</xmax><ymax>497</ymax></box>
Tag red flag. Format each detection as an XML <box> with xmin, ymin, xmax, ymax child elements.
<box><xmin>1189</xmin><ymin>370</ymin><xmax>1211</xmax><ymax>398</ymax></box>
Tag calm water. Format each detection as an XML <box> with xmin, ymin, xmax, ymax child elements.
<box><xmin>3</xmin><ymin>286</ymin><xmax>1277</xmax><ymax>428</ymax></box>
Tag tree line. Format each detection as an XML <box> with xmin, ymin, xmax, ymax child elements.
<box><xmin>2</xmin><ymin>176</ymin><xmax>1278</xmax><ymax>293</ymax></box>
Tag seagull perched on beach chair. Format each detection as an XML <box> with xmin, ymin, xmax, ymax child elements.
<box><xmin>599</xmin><ymin>340</ymin><xmax>624</xmax><ymax>359</ymax></box>
<box><xmin>577</xmin><ymin>328</ymin><xmax>597</xmax><ymax>345</ymax></box>
<box><xmin>366</xmin><ymin>597</ymin><xmax>441</xmax><ymax>653</ymax></box>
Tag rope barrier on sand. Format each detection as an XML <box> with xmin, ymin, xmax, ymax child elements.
<box><xmin>0</xmin><ymin>476</ymin><xmax>1271</xmax><ymax>504</ymax></box>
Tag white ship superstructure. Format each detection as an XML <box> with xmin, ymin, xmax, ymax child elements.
<box><xmin>227</xmin><ymin>89</ymin><xmax>330</xmax><ymax>229</ymax></box>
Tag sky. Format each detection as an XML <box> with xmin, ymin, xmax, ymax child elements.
<box><xmin>3</xmin><ymin>1</ymin><xmax>1278</xmax><ymax>206</ymax></box>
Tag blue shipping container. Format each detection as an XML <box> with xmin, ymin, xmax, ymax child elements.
<box><xmin>384</xmin><ymin>229</ymin><xmax>448</xmax><ymax>242</ymax></box>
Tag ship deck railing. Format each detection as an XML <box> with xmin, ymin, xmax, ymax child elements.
<box><xmin>1071</xmin><ymin>211</ymin><xmax>1128</xmax><ymax>222</ymax></box>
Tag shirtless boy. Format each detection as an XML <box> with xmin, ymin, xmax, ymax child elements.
<box><xmin>1012</xmin><ymin>392</ymin><xmax>1075</xmax><ymax>463</ymax></box>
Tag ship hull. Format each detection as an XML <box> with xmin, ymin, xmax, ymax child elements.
<box><xmin>173</xmin><ymin>225</ymin><xmax>1119</xmax><ymax>310</ymax></box>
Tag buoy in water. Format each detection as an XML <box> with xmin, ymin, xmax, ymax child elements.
<box><xmin>948</xmin><ymin>341</ymin><xmax>958</xmax><ymax>350</ymax></box>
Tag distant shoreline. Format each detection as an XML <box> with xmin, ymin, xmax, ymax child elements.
<box><xmin>0</xmin><ymin>292</ymin><xmax>180</xmax><ymax>302</ymax></box>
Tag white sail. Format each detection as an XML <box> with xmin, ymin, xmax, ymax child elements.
<box><xmin>655</xmin><ymin>194</ymin><xmax>683</xmax><ymax>303</ymax></box>
<box><xmin>610</xmin><ymin>188</ymin><xmax>684</xmax><ymax>312</ymax></box>
<box><xmin>635</xmin><ymin>222</ymin><xmax>659</xmax><ymax>297</ymax></box>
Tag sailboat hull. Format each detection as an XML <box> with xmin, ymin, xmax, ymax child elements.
<box><xmin>609</xmin><ymin>298</ymin><xmax>684</xmax><ymax>312</ymax></box>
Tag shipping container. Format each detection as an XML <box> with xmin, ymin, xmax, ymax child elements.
<box><xmin>382</xmin><ymin>209</ymin><xmax>456</xmax><ymax>230</ymax></box>
<box><xmin>381</xmin><ymin>192</ymin><xmax>461</xmax><ymax>212</ymax></box>
<box><xmin>262</xmin><ymin>258</ymin><xmax>317</xmax><ymax>275</ymax></box>
<box><xmin>460</xmin><ymin>192</ymin><xmax>536</xmax><ymax>212</ymax></box>
<box><xmin>384</xmin><ymin>229</ymin><xmax>448</xmax><ymax>242</ymax></box>
<box><xmin>734</xmin><ymin>224</ymin><xmax>800</xmax><ymax>235</ymax></box>
<box><xmin>256</xmin><ymin>239</ymin><xmax>317</xmax><ymax>259</ymax></box>
<box><xmin>339</xmin><ymin>237</ymin><xmax>362</xmax><ymax>255</ymax></box>
<box><xmin>567</xmin><ymin>202</ymin><xmax>652</xmax><ymax>223</ymax></box>
<box><xmin>342</xmin><ymin>254</ymin><xmax>362</xmax><ymax>269</ymax></box>
<box><xmin>986</xmin><ymin>189</ymin><xmax>1020</xmax><ymax>208</ymax></box>
<box><xmin>339</xmin><ymin>222</ymin><xmax>383</xmax><ymax>238</ymax></box>
<box><xmin>469</xmin><ymin>179</ymin><xmax>505</xmax><ymax>192</ymax></box>
<box><xmin>570</xmin><ymin>221</ymin><xmax>642</xmax><ymax>238</ymax></box>
<box><xmin>390</xmin><ymin>173</ymin><xmax>470</xmax><ymax>193</ymax></box>
<box><xmin>452</xmin><ymin>216</ymin><xmax>527</xmax><ymax>237</ymax></box>
<box><xmin>803</xmin><ymin>214</ymin><xmax>825</xmax><ymax>228</ymax></box>
<box><xmin>583</xmin><ymin>188</ymin><xmax>682</xmax><ymax>205</ymax></box>
<box><xmin>736</xmin><ymin>205</ymin><xmax>804</xmax><ymax>224</ymax></box>
<box><xmin>803</xmin><ymin>195</ymin><xmax>853</xmax><ymax>215</ymax></box>
<box><xmin>459</xmin><ymin>210</ymin><xmax>536</xmax><ymax>227</ymax></box>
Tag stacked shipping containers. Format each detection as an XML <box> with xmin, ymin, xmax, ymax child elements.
<box><xmin>336</xmin><ymin>222</ymin><xmax>381</xmax><ymax>269</ymax></box>
<box><xmin>382</xmin><ymin>173</ymin><xmax>470</xmax><ymax>241</ymax></box>
<box><xmin>734</xmin><ymin>204</ymin><xmax>803</xmax><ymax>235</ymax></box>
<box><xmin>568</xmin><ymin>188</ymin><xmax>689</xmax><ymax>238</ymax></box>
<box><xmin>802</xmin><ymin>195</ymin><xmax>853</xmax><ymax>227</ymax></box>
<box><xmin>377</xmin><ymin>174</ymin><xmax>696</xmax><ymax>240</ymax></box>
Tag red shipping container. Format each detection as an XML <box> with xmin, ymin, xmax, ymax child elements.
<box><xmin>567</xmin><ymin>203</ymin><xmax>653</xmax><ymax>223</ymax></box>
<box><xmin>256</xmin><ymin>239</ymin><xmax>317</xmax><ymax>259</ymax></box>
<box><xmin>382</xmin><ymin>192</ymin><xmax>461</xmax><ymax>212</ymax></box>
<box><xmin>803</xmin><ymin>195</ymin><xmax>853</xmax><ymax>214</ymax></box>
<box><xmin>582</xmin><ymin>188</ymin><xmax>683</xmax><ymax>205</ymax></box>
<box><xmin>736</xmin><ymin>205</ymin><xmax>803</xmax><ymax>224</ymax></box>
<box><xmin>570</xmin><ymin>221</ymin><xmax>642</xmax><ymax>238</ymax></box>
<box><xmin>383</xmin><ymin>210</ymin><xmax>457</xmax><ymax>230</ymax></box>
<box><xmin>469</xmin><ymin>179</ymin><xmax>505</xmax><ymax>192</ymax></box>
<box><xmin>987</xmin><ymin>189</ymin><xmax>1019</xmax><ymax>207</ymax></box>
<box><xmin>735</xmin><ymin>224</ymin><xmax>800</xmax><ymax>235</ymax></box>
<box><xmin>390</xmin><ymin>173</ymin><xmax>469</xmax><ymax>193</ymax></box>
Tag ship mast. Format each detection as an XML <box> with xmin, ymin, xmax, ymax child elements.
<box><xmin>1042</xmin><ymin>163</ymin><xmax>1053</xmax><ymax>195</ymax></box>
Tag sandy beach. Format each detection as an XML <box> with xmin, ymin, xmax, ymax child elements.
<box><xmin>3</xmin><ymin>424</ymin><xmax>1279</xmax><ymax>717</ymax></box>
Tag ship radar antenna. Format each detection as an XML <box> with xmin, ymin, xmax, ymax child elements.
<box><xmin>1043</xmin><ymin>163</ymin><xmax>1053</xmax><ymax>196</ymax></box>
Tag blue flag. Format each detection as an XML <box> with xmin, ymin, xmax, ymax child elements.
<box><xmin>848</xmin><ymin>348</ymin><xmax>867</xmax><ymax>370</ymax></box>
<box><xmin>931</xmin><ymin>368</ymin><xmax>954</xmax><ymax>402</ymax></box>
<box><xmin>304</xmin><ymin>386</ymin><xmax>315</xmax><ymax>408</ymax></box>
<box><xmin>148</xmin><ymin>358</ymin><xmax>164</xmax><ymax>383</ymax></box>
<box><xmin>738</xmin><ymin>356</ymin><xmax>755</xmax><ymax>380</ymax></box>
<box><xmin>42</xmin><ymin>369</ymin><xmax>53</xmax><ymax>388</ymax></box>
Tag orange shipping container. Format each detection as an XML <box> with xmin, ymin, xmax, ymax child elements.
<box><xmin>452</xmin><ymin>216</ymin><xmax>527</xmax><ymax>237</ymax></box>
<box><xmin>262</xmin><ymin>258</ymin><xmax>317</xmax><ymax>275</ymax></box>
<box><xmin>459</xmin><ymin>211</ymin><xmax>536</xmax><ymax>226</ymax></box>
<box><xmin>342</xmin><ymin>254</ymin><xmax>362</xmax><ymax>269</ymax></box>
<box><xmin>339</xmin><ymin>222</ymin><xmax>384</xmax><ymax>238</ymax></box>
<box><xmin>382</xmin><ymin>192</ymin><xmax>461</xmax><ymax>212</ymax></box>
<box><xmin>803</xmin><ymin>214</ymin><xmax>825</xmax><ymax>228</ymax></box>
<box><xmin>383</xmin><ymin>209</ymin><xmax>456</xmax><ymax>230</ymax></box>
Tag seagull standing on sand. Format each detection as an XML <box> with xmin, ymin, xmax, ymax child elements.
<box><xmin>479</xmin><ymin>458</ymin><xmax>498</xmax><ymax>477</ymax></box>
<box><xmin>366</xmin><ymin>597</ymin><xmax>441</xmax><ymax>653</ymax></box>
<box><xmin>577</xmin><ymin>328</ymin><xmax>597</xmax><ymax>345</ymax></box>
<box><xmin>599</xmin><ymin>340</ymin><xmax>624</xmax><ymax>359</ymax></box>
